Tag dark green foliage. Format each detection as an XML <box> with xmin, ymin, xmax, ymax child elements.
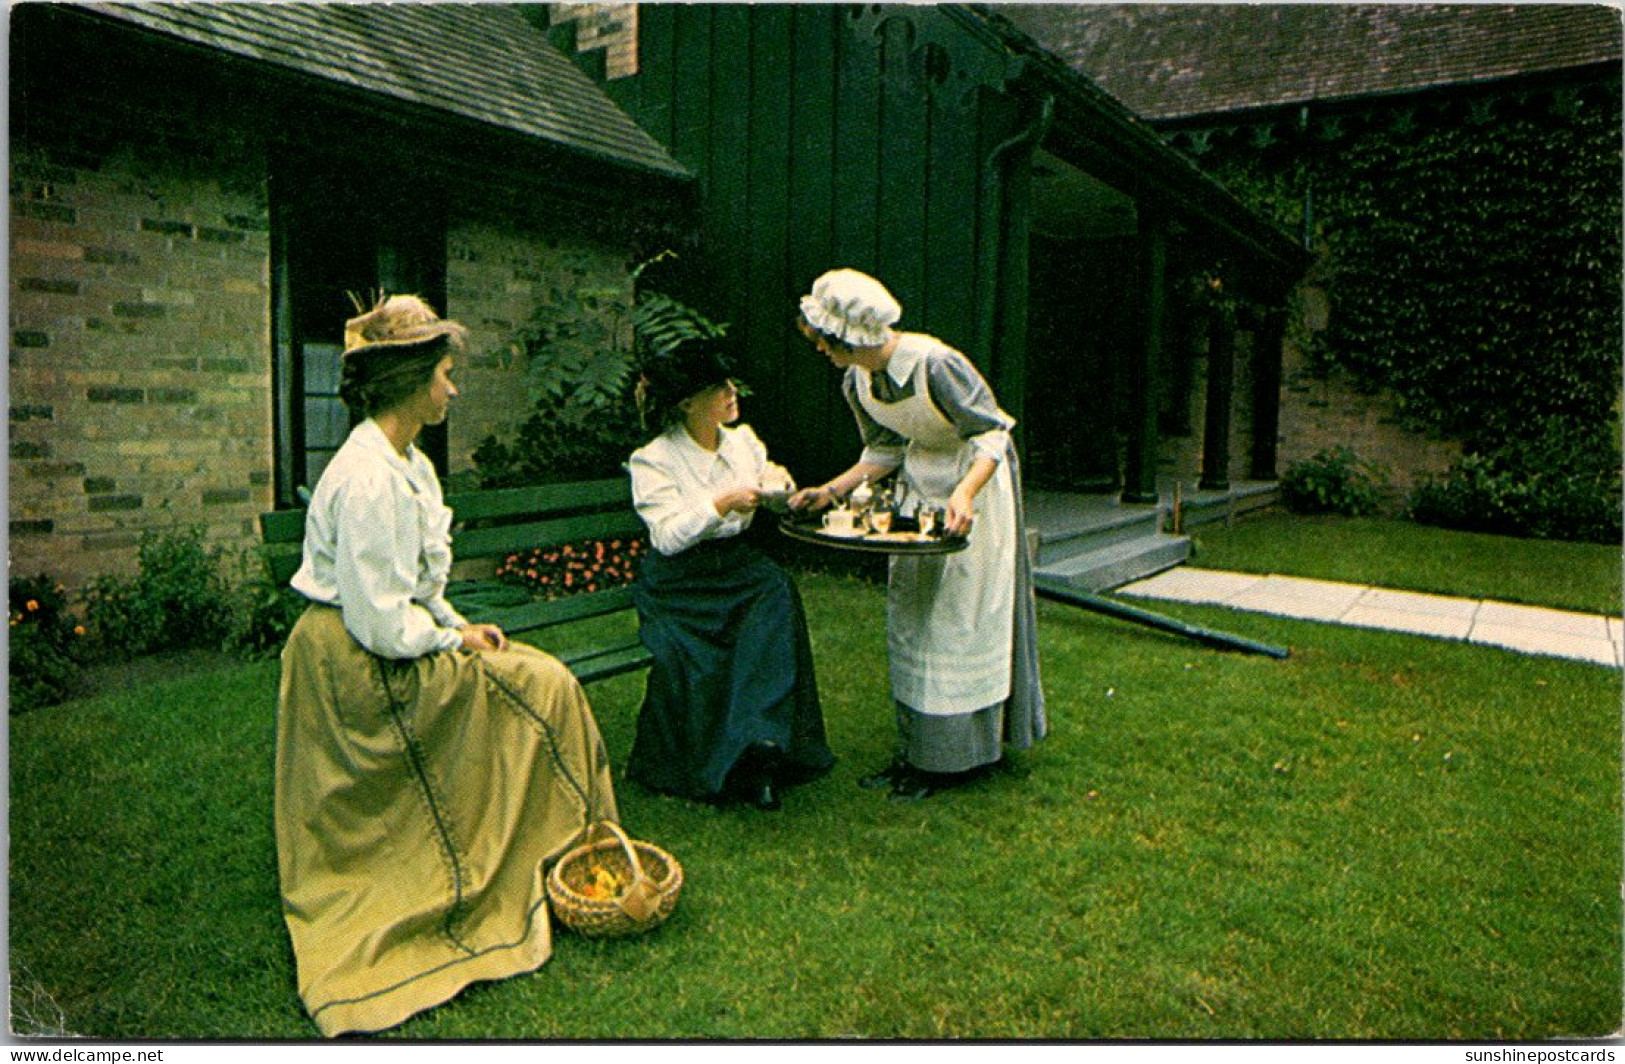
<box><xmin>1280</xmin><ymin>446</ymin><xmax>1387</xmax><ymax>516</ymax></box>
<box><xmin>82</xmin><ymin>526</ymin><xmax>232</xmax><ymax>657</ymax></box>
<box><xmin>1196</xmin><ymin>86</ymin><xmax>1621</xmax><ymax>540</ymax></box>
<box><xmin>8</xmin><ymin>575</ymin><xmax>86</xmax><ymax>712</ymax></box>
<box><xmin>472</xmin><ymin>254</ymin><xmax>731</xmax><ymax>487</ymax></box>
<box><xmin>223</xmin><ymin>555</ymin><xmax>309</xmax><ymax>660</ymax></box>
<box><xmin>472</xmin><ymin>391</ymin><xmax>647</xmax><ymax>487</ymax></box>
<box><xmin>630</xmin><ymin>287</ymin><xmax>728</xmax><ymax>356</ymax></box>
<box><xmin>1408</xmin><ymin>418</ymin><xmax>1624</xmax><ymax>545</ymax></box>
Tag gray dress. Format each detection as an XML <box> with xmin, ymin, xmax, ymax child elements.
<box><xmin>841</xmin><ymin>332</ymin><xmax>1046</xmax><ymax>772</ymax></box>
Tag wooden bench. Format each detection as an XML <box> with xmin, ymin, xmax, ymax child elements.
<box><xmin>259</xmin><ymin>478</ymin><xmax>654</xmax><ymax>684</ymax></box>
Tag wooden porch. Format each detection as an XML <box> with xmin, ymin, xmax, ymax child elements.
<box><xmin>1027</xmin><ymin>479</ymin><xmax>1278</xmax><ymax>592</ymax></box>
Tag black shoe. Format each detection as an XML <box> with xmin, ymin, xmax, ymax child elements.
<box><xmin>889</xmin><ymin>763</ymin><xmax>994</xmax><ymax>802</ymax></box>
<box><xmin>860</xmin><ymin>757</ymin><xmax>910</xmax><ymax>790</ymax></box>
<box><xmin>888</xmin><ymin>768</ymin><xmax>937</xmax><ymax>802</ymax></box>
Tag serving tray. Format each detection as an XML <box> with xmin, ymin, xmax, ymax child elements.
<box><xmin>779</xmin><ymin>518</ymin><xmax>968</xmax><ymax>555</ymax></box>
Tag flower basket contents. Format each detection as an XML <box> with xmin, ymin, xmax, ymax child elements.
<box><xmin>547</xmin><ymin>821</ymin><xmax>683</xmax><ymax>938</ymax></box>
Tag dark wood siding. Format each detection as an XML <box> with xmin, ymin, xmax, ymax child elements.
<box><xmin>606</xmin><ymin>4</ymin><xmax>1030</xmax><ymax>481</ymax></box>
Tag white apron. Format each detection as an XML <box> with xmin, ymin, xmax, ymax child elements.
<box><xmin>856</xmin><ymin>358</ymin><xmax>1017</xmax><ymax>716</ymax></box>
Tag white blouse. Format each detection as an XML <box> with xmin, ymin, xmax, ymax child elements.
<box><xmin>628</xmin><ymin>423</ymin><xmax>770</xmax><ymax>556</ymax></box>
<box><xmin>291</xmin><ymin>419</ymin><xmax>467</xmax><ymax>659</ymax></box>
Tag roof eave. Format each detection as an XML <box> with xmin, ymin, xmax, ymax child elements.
<box><xmin>962</xmin><ymin>5</ymin><xmax>1311</xmax><ymax>287</ymax></box>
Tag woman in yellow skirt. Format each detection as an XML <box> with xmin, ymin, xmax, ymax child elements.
<box><xmin>276</xmin><ymin>295</ymin><xmax>619</xmax><ymax>1036</ymax></box>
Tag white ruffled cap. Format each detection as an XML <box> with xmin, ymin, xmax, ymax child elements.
<box><xmin>798</xmin><ymin>268</ymin><xmax>901</xmax><ymax>348</ymax></box>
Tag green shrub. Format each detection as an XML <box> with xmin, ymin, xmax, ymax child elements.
<box><xmin>8</xmin><ymin>575</ymin><xmax>87</xmax><ymax>712</ymax></box>
<box><xmin>472</xmin><ymin>391</ymin><xmax>646</xmax><ymax>487</ymax></box>
<box><xmin>1281</xmin><ymin>446</ymin><xmax>1388</xmax><ymax>516</ymax></box>
<box><xmin>82</xmin><ymin>526</ymin><xmax>232</xmax><ymax>656</ymax></box>
<box><xmin>1409</xmin><ymin>419</ymin><xmax>1622</xmax><ymax>544</ymax></box>
<box><xmin>472</xmin><ymin>253</ymin><xmax>729</xmax><ymax>488</ymax></box>
<box><xmin>224</xmin><ymin>551</ymin><xmax>308</xmax><ymax>659</ymax></box>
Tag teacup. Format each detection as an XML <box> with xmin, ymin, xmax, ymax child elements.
<box><xmin>822</xmin><ymin>507</ymin><xmax>857</xmax><ymax>534</ymax></box>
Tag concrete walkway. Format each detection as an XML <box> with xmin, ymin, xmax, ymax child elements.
<box><xmin>1117</xmin><ymin>567</ymin><xmax>1623</xmax><ymax>668</ymax></box>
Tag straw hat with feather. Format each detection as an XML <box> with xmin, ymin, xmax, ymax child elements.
<box><xmin>343</xmin><ymin>294</ymin><xmax>468</xmax><ymax>359</ymax></box>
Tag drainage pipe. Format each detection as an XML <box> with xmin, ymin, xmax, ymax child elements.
<box><xmin>1034</xmin><ymin>576</ymin><xmax>1290</xmax><ymax>659</ymax></box>
<box><xmin>975</xmin><ymin>93</ymin><xmax>1055</xmax><ymax>369</ymax></box>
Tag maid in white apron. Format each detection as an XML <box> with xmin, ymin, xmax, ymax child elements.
<box><xmin>791</xmin><ymin>269</ymin><xmax>1046</xmax><ymax>800</ymax></box>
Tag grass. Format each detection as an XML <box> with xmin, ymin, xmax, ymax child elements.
<box><xmin>9</xmin><ymin>520</ymin><xmax>1622</xmax><ymax>1040</ymax></box>
<box><xmin>1188</xmin><ymin>512</ymin><xmax>1622</xmax><ymax>617</ymax></box>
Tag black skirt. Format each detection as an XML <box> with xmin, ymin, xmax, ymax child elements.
<box><xmin>628</xmin><ymin>535</ymin><xmax>834</xmax><ymax>799</ymax></box>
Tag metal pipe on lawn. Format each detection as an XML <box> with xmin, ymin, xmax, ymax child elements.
<box><xmin>1033</xmin><ymin>576</ymin><xmax>1291</xmax><ymax>659</ymax></box>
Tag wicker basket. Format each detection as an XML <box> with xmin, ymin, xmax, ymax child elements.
<box><xmin>547</xmin><ymin>820</ymin><xmax>683</xmax><ymax>938</ymax></box>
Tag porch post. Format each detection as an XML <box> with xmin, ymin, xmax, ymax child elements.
<box><xmin>1198</xmin><ymin>301</ymin><xmax>1236</xmax><ymax>492</ymax></box>
<box><xmin>1120</xmin><ymin>209</ymin><xmax>1166</xmax><ymax>505</ymax></box>
<box><xmin>1249</xmin><ymin>304</ymin><xmax>1286</xmax><ymax>481</ymax></box>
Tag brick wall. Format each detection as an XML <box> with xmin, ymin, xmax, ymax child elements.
<box><xmin>444</xmin><ymin>214</ymin><xmax>633</xmax><ymax>478</ymax></box>
<box><xmin>11</xmin><ymin>27</ymin><xmax>639</xmax><ymax>591</ymax></box>
<box><xmin>1277</xmin><ymin>284</ymin><xmax>1462</xmax><ymax>503</ymax></box>
<box><xmin>1155</xmin><ymin>288</ymin><xmax>1464</xmax><ymax>503</ymax></box>
<box><xmin>11</xmin><ymin>135</ymin><xmax>273</xmax><ymax>588</ymax></box>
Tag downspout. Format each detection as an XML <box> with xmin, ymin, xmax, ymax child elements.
<box><xmin>975</xmin><ymin>92</ymin><xmax>1054</xmax><ymax>370</ymax></box>
<box><xmin>1298</xmin><ymin>104</ymin><xmax>1314</xmax><ymax>250</ymax></box>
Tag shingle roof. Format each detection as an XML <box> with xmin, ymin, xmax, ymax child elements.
<box><xmin>1000</xmin><ymin>3</ymin><xmax>1623</xmax><ymax>120</ymax></box>
<box><xmin>78</xmin><ymin>1</ymin><xmax>687</xmax><ymax>178</ymax></box>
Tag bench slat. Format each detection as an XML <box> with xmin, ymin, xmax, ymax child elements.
<box><xmin>471</xmin><ymin>585</ymin><xmax>636</xmax><ymax>632</ymax></box>
<box><xmin>446</xmin><ymin>479</ymin><xmax>630</xmax><ymax>522</ymax></box>
<box><xmin>558</xmin><ymin>641</ymin><xmax>654</xmax><ymax>685</ymax></box>
<box><xmin>260</xmin><ymin>508</ymin><xmax>307</xmax><ymax>545</ymax></box>
<box><xmin>453</xmin><ymin>510</ymin><xmax>645</xmax><ymax>561</ymax></box>
<box><xmin>257</xmin><ymin>477</ymin><xmax>635</xmax><ymax>546</ymax></box>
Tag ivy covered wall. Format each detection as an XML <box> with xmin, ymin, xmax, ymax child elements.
<box><xmin>1177</xmin><ymin>77</ymin><xmax>1621</xmax><ymax>452</ymax></box>
<box><xmin>1157</xmin><ymin>73</ymin><xmax>1622</xmax><ymax>540</ymax></box>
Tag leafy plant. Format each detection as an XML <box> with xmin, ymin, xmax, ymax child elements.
<box><xmin>8</xmin><ymin>575</ymin><xmax>87</xmax><ymax>712</ymax></box>
<box><xmin>1408</xmin><ymin>417</ymin><xmax>1622</xmax><ymax>544</ymax></box>
<box><xmin>223</xmin><ymin>550</ymin><xmax>309</xmax><ymax>660</ymax></box>
<box><xmin>473</xmin><ymin>252</ymin><xmax>731</xmax><ymax>487</ymax></box>
<box><xmin>1280</xmin><ymin>446</ymin><xmax>1388</xmax><ymax>516</ymax></box>
<box><xmin>81</xmin><ymin>525</ymin><xmax>232</xmax><ymax>657</ymax></box>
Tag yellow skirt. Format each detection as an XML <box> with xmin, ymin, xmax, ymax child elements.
<box><xmin>274</xmin><ymin>606</ymin><xmax>619</xmax><ymax>1037</ymax></box>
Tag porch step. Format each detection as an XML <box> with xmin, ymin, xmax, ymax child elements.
<box><xmin>1035</xmin><ymin>505</ymin><xmax>1163</xmax><ymax>567</ymax></box>
<box><xmin>1035</xmin><ymin>532</ymin><xmax>1192</xmax><ymax>593</ymax></box>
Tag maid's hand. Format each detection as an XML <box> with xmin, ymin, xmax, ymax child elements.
<box><xmin>789</xmin><ymin>485</ymin><xmax>837</xmax><ymax>512</ymax></box>
<box><xmin>945</xmin><ymin>487</ymin><xmax>975</xmax><ymax>536</ymax></box>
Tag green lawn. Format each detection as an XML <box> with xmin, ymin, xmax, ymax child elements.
<box><xmin>1190</xmin><ymin>512</ymin><xmax>1622</xmax><ymax>617</ymax></box>
<box><xmin>9</xmin><ymin>523</ymin><xmax>1622</xmax><ymax>1040</ymax></box>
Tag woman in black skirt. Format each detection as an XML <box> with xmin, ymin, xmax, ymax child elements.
<box><xmin>625</xmin><ymin>338</ymin><xmax>835</xmax><ymax>810</ymax></box>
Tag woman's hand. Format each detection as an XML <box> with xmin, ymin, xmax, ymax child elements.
<box><xmin>945</xmin><ymin>485</ymin><xmax>976</xmax><ymax>537</ymax></box>
<box><xmin>714</xmin><ymin>487</ymin><xmax>761</xmax><ymax>516</ymax></box>
<box><xmin>460</xmin><ymin>623</ymin><xmax>508</xmax><ymax>653</ymax></box>
<box><xmin>789</xmin><ymin>484</ymin><xmax>838</xmax><ymax>512</ymax></box>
